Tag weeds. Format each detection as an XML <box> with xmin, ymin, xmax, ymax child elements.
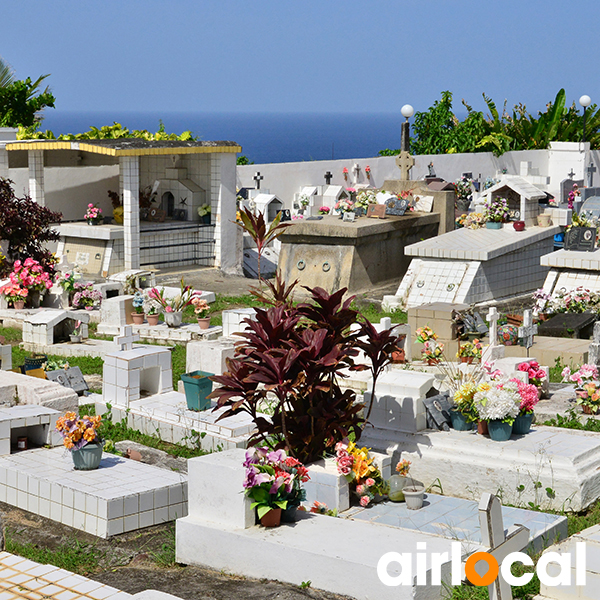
<box><xmin>149</xmin><ymin>525</ymin><xmax>177</xmax><ymax>568</ymax></box>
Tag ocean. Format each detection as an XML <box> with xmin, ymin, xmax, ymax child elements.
<box><xmin>40</xmin><ymin>111</ymin><xmax>406</xmax><ymax>165</ymax></box>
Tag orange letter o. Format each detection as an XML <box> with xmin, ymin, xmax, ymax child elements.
<box><xmin>465</xmin><ymin>552</ymin><xmax>499</xmax><ymax>587</ymax></box>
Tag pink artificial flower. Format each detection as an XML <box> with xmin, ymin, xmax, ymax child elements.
<box><xmin>165</xmin><ymin>306</ymin><xmax>173</xmax><ymax>313</ymax></box>
<box><xmin>356</xmin><ymin>484</ymin><xmax>365</xmax><ymax>495</ymax></box>
<box><xmin>359</xmin><ymin>495</ymin><xmax>370</xmax><ymax>507</ymax></box>
<box><xmin>365</xmin><ymin>478</ymin><xmax>375</xmax><ymax>487</ymax></box>
<box><xmin>517</xmin><ymin>363</ymin><xmax>529</xmax><ymax>372</ymax></box>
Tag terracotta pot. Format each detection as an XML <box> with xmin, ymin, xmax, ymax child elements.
<box><xmin>391</xmin><ymin>349</ymin><xmax>406</xmax><ymax>363</ymax></box>
<box><xmin>460</xmin><ymin>356</ymin><xmax>473</xmax><ymax>364</ymax></box>
<box><xmin>426</xmin><ymin>358</ymin><xmax>439</xmax><ymax>366</ymax></box>
<box><xmin>582</xmin><ymin>404</ymin><xmax>600</xmax><ymax>415</ymax></box>
<box><xmin>131</xmin><ymin>312</ymin><xmax>145</xmax><ymax>325</ymax></box>
<box><xmin>260</xmin><ymin>508</ymin><xmax>282</xmax><ymax>527</ymax></box>
<box><xmin>197</xmin><ymin>317</ymin><xmax>211</xmax><ymax>330</ymax></box>
<box><xmin>147</xmin><ymin>313</ymin><xmax>160</xmax><ymax>326</ymax></box>
<box><xmin>477</xmin><ymin>420</ymin><xmax>489</xmax><ymax>435</ymax></box>
<box><xmin>513</xmin><ymin>220</ymin><xmax>525</xmax><ymax>231</ymax></box>
<box><xmin>13</xmin><ymin>300</ymin><xmax>25</xmax><ymax>310</ymax></box>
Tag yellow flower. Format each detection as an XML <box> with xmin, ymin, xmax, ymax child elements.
<box><xmin>477</xmin><ymin>382</ymin><xmax>491</xmax><ymax>393</ymax></box>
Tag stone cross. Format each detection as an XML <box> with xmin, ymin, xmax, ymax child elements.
<box><xmin>588</xmin><ymin>163</ymin><xmax>596</xmax><ymax>188</ymax></box>
<box><xmin>486</xmin><ymin>307</ymin><xmax>499</xmax><ymax>346</ymax></box>
<box><xmin>395</xmin><ymin>151</ymin><xmax>415</xmax><ymax>181</ymax></box>
<box><xmin>474</xmin><ymin>493</ymin><xmax>529</xmax><ymax>600</ymax></box>
<box><xmin>352</xmin><ymin>163</ymin><xmax>360</xmax><ymax>184</ymax></box>
<box><xmin>568</xmin><ymin>168</ymin><xmax>575</xmax><ymax>179</ymax></box>
<box><xmin>115</xmin><ymin>325</ymin><xmax>140</xmax><ymax>352</ymax></box>
<box><xmin>253</xmin><ymin>172</ymin><xmax>264</xmax><ymax>190</ymax></box>
<box><xmin>324</xmin><ymin>171</ymin><xmax>333</xmax><ymax>185</ymax></box>
<box><xmin>518</xmin><ymin>309</ymin><xmax>538</xmax><ymax>357</ymax></box>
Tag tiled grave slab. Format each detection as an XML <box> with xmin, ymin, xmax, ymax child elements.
<box><xmin>96</xmin><ymin>391</ymin><xmax>256</xmax><ymax>452</ymax></box>
<box><xmin>344</xmin><ymin>492</ymin><xmax>567</xmax><ymax>553</ymax></box>
<box><xmin>0</xmin><ymin>405</ymin><xmax>61</xmax><ymax>455</ymax></box>
<box><xmin>362</xmin><ymin>425</ymin><xmax>600</xmax><ymax>511</ymax></box>
<box><xmin>0</xmin><ymin>447</ymin><xmax>187</xmax><ymax>538</ymax></box>
<box><xmin>0</xmin><ymin>551</ymin><xmax>132</xmax><ymax>600</ymax></box>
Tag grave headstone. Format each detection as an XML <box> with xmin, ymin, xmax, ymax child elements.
<box><xmin>0</xmin><ymin>343</ymin><xmax>11</xmax><ymax>371</ymax></box>
<box><xmin>385</xmin><ymin>197</ymin><xmax>409</xmax><ymax>216</ymax></box>
<box><xmin>414</xmin><ymin>195</ymin><xmax>434</xmax><ymax>212</ymax></box>
<box><xmin>539</xmin><ymin>312</ymin><xmax>596</xmax><ymax>339</ymax></box>
<box><xmin>46</xmin><ymin>366</ymin><xmax>89</xmax><ymax>395</ymax></box>
<box><xmin>115</xmin><ymin>325</ymin><xmax>140</xmax><ymax>351</ymax></box>
<box><xmin>481</xmin><ymin>307</ymin><xmax>505</xmax><ymax>363</ymax></box>
<box><xmin>564</xmin><ymin>226</ymin><xmax>597</xmax><ymax>251</ymax></box>
<box><xmin>422</xmin><ymin>393</ymin><xmax>452</xmax><ymax>430</ymax></box>
<box><xmin>324</xmin><ymin>171</ymin><xmax>333</xmax><ymax>185</ymax></box>
<box><xmin>395</xmin><ymin>151</ymin><xmax>415</xmax><ymax>181</ymax></box>
<box><xmin>588</xmin><ymin>162</ymin><xmax>597</xmax><ymax>188</ymax></box>
<box><xmin>253</xmin><ymin>172</ymin><xmax>264</xmax><ymax>190</ymax></box>
<box><xmin>343</xmin><ymin>212</ymin><xmax>356</xmax><ymax>223</ymax></box>
<box><xmin>560</xmin><ymin>177</ymin><xmax>584</xmax><ymax>205</ymax></box>
<box><xmin>366</xmin><ymin>204</ymin><xmax>386</xmax><ymax>219</ymax></box>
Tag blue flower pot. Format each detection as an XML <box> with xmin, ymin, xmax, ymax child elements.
<box><xmin>486</xmin><ymin>221</ymin><xmax>502</xmax><ymax>229</ymax></box>
<box><xmin>512</xmin><ymin>413</ymin><xmax>533</xmax><ymax>435</ymax></box>
<box><xmin>450</xmin><ymin>408</ymin><xmax>473</xmax><ymax>431</ymax></box>
<box><xmin>181</xmin><ymin>370</ymin><xmax>214</xmax><ymax>411</ymax></box>
<box><xmin>72</xmin><ymin>441</ymin><xmax>103</xmax><ymax>470</ymax></box>
<box><xmin>487</xmin><ymin>420</ymin><xmax>513</xmax><ymax>441</ymax></box>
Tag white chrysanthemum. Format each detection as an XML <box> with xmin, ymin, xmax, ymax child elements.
<box><xmin>474</xmin><ymin>384</ymin><xmax>520</xmax><ymax>422</ymax></box>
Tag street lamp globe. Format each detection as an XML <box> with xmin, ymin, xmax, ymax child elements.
<box><xmin>580</xmin><ymin>95</ymin><xmax>592</xmax><ymax>108</ymax></box>
<box><xmin>401</xmin><ymin>104</ymin><xmax>414</xmax><ymax>119</ymax></box>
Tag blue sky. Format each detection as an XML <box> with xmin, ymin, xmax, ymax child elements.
<box><xmin>3</xmin><ymin>0</ymin><xmax>600</xmax><ymax>116</ymax></box>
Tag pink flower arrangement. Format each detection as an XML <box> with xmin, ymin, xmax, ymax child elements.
<box><xmin>318</xmin><ymin>206</ymin><xmax>331</xmax><ymax>215</ymax></box>
<box><xmin>342</xmin><ymin>167</ymin><xmax>348</xmax><ymax>174</ymax></box>
<box><xmin>365</xmin><ymin>165</ymin><xmax>371</xmax><ymax>173</ymax></box>
<box><xmin>510</xmin><ymin>378</ymin><xmax>540</xmax><ymax>414</ymax></box>
<box><xmin>517</xmin><ymin>360</ymin><xmax>546</xmax><ymax>387</ymax></box>
<box><xmin>7</xmin><ymin>258</ymin><xmax>53</xmax><ymax>293</ymax></box>
<box><xmin>0</xmin><ymin>283</ymin><xmax>28</xmax><ymax>304</ymax></box>
<box><xmin>84</xmin><ymin>203</ymin><xmax>103</xmax><ymax>223</ymax></box>
<box><xmin>562</xmin><ymin>364</ymin><xmax>599</xmax><ymax>389</ymax></box>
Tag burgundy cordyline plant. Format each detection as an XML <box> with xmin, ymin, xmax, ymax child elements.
<box><xmin>208</xmin><ymin>276</ymin><xmax>402</xmax><ymax>464</ymax></box>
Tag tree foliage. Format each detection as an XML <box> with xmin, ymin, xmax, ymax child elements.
<box><xmin>0</xmin><ymin>178</ymin><xmax>62</xmax><ymax>277</ymax></box>
<box><xmin>379</xmin><ymin>89</ymin><xmax>600</xmax><ymax>156</ymax></box>
<box><xmin>0</xmin><ymin>77</ymin><xmax>55</xmax><ymax>128</ymax></box>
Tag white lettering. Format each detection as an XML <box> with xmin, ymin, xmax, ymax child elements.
<box><xmin>377</xmin><ymin>552</ymin><xmax>412</xmax><ymax>586</ymax></box>
<box><xmin>500</xmin><ymin>552</ymin><xmax>534</xmax><ymax>586</ymax></box>
<box><xmin>537</xmin><ymin>552</ymin><xmax>572</xmax><ymax>587</ymax></box>
<box><xmin>576</xmin><ymin>542</ymin><xmax>586</xmax><ymax>586</ymax></box>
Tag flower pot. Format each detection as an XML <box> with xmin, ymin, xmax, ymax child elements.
<box><xmin>71</xmin><ymin>441</ymin><xmax>103</xmax><ymax>470</ymax></box>
<box><xmin>281</xmin><ymin>505</ymin><xmax>298</xmax><ymax>523</ymax></box>
<box><xmin>513</xmin><ymin>220</ymin><xmax>526</xmax><ymax>231</ymax></box>
<box><xmin>487</xmin><ymin>419</ymin><xmax>513</xmax><ymax>441</ymax></box>
<box><xmin>403</xmin><ymin>486</ymin><xmax>425</xmax><ymax>510</ymax></box>
<box><xmin>460</xmin><ymin>356</ymin><xmax>473</xmax><ymax>364</ymax></box>
<box><xmin>477</xmin><ymin>420</ymin><xmax>489</xmax><ymax>435</ymax></box>
<box><xmin>513</xmin><ymin>413</ymin><xmax>533</xmax><ymax>435</ymax></box>
<box><xmin>426</xmin><ymin>358</ymin><xmax>439</xmax><ymax>366</ymax></box>
<box><xmin>582</xmin><ymin>404</ymin><xmax>600</xmax><ymax>415</ymax></box>
<box><xmin>27</xmin><ymin>290</ymin><xmax>41</xmax><ymax>308</ymax></box>
<box><xmin>391</xmin><ymin>349</ymin><xmax>406</xmax><ymax>363</ymax></box>
<box><xmin>537</xmin><ymin>214</ymin><xmax>552</xmax><ymax>227</ymax></box>
<box><xmin>131</xmin><ymin>312</ymin><xmax>145</xmax><ymax>325</ymax></box>
<box><xmin>164</xmin><ymin>310</ymin><xmax>183</xmax><ymax>327</ymax></box>
<box><xmin>197</xmin><ymin>317</ymin><xmax>211</xmax><ymax>330</ymax></box>
<box><xmin>13</xmin><ymin>300</ymin><xmax>25</xmax><ymax>310</ymax></box>
<box><xmin>180</xmin><ymin>370</ymin><xmax>214</xmax><ymax>411</ymax></box>
<box><xmin>456</xmin><ymin>199</ymin><xmax>471</xmax><ymax>212</ymax></box>
<box><xmin>200</xmin><ymin>214</ymin><xmax>211</xmax><ymax>225</ymax></box>
<box><xmin>69</xmin><ymin>334</ymin><xmax>82</xmax><ymax>343</ymax></box>
<box><xmin>450</xmin><ymin>408</ymin><xmax>474</xmax><ymax>431</ymax></box>
<box><xmin>260</xmin><ymin>507</ymin><xmax>282</xmax><ymax>527</ymax></box>
<box><xmin>147</xmin><ymin>313</ymin><xmax>160</xmax><ymax>326</ymax></box>
<box><xmin>24</xmin><ymin>354</ymin><xmax>47</xmax><ymax>370</ymax></box>
<box><xmin>486</xmin><ymin>221</ymin><xmax>502</xmax><ymax>229</ymax></box>
<box><xmin>388</xmin><ymin>474</ymin><xmax>407</xmax><ymax>502</ymax></box>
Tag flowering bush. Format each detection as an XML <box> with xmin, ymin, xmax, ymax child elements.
<box><xmin>191</xmin><ymin>297</ymin><xmax>209</xmax><ymax>318</ymax></box>
<box><xmin>0</xmin><ymin>282</ymin><xmax>28</xmax><ymax>304</ymax></box>
<box><xmin>55</xmin><ymin>412</ymin><xmax>102</xmax><ymax>450</ymax></box>
<box><xmin>84</xmin><ymin>203</ymin><xmax>103</xmax><ymax>224</ymax></box>
<box><xmin>132</xmin><ymin>291</ymin><xmax>145</xmax><ymax>314</ymax></box>
<box><xmin>517</xmin><ymin>360</ymin><xmax>546</xmax><ymax>387</ymax></box>
<box><xmin>457</xmin><ymin>339</ymin><xmax>482</xmax><ymax>359</ymax></box>
<box><xmin>474</xmin><ymin>380</ymin><xmax>521</xmax><ymax>424</ymax></box>
<box><xmin>510</xmin><ymin>378</ymin><xmax>539</xmax><ymax>415</ymax></box>
<box><xmin>148</xmin><ymin>278</ymin><xmax>195</xmax><ymax>312</ymax></box>
<box><xmin>335</xmin><ymin>440</ymin><xmax>387</xmax><ymax>506</ymax></box>
<box><xmin>243</xmin><ymin>447</ymin><xmax>310</xmax><ymax>519</ymax></box>
<box><xmin>415</xmin><ymin>326</ymin><xmax>437</xmax><ymax>344</ymax></box>
<box><xmin>7</xmin><ymin>258</ymin><xmax>53</xmax><ymax>294</ymax></box>
<box><xmin>484</xmin><ymin>198</ymin><xmax>510</xmax><ymax>223</ymax></box>
<box><xmin>562</xmin><ymin>364</ymin><xmax>599</xmax><ymax>390</ymax></box>
<box><xmin>318</xmin><ymin>206</ymin><xmax>331</xmax><ymax>215</ymax></box>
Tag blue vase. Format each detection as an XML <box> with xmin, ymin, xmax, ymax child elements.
<box><xmin>486</xmin><ymin>221</ymin><xmax>502</xmax><ymax>229</ymax></box>
<box><xmin>487</xmin><ymin>420</ymin><xmax>513</xmax><ymax>441</ymax></box>
<box><xmin>71</xmin><ymin>441</ymin><xmax>103</xmax><ymax>470</ymax></box>
<box><xmin>450</xmin><ymin>408</ymin><xmax>473</xmax><ymax>431</ymax></box>
<box><xmin>512</xmin><ymin>413</ymin><xmax>533</xmax><ymax>435</ymax></box>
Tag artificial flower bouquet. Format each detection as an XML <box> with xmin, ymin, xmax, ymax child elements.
<box><xmin>452</xmin><ymin>382</ymin><xmax>479</xmax><ymax>423</ymax></box>
<box><xmin>55</xmin><ymin>412</ymin><xmax>102</xmax><ymax>450</ymax></box>
<box><xmin>484</xmin><ymin>197</ymin><xmax>510</xmax><ymax>223</ymax></box>
<box><xmin>335</xmin><ymin>440</ymin><xmax>388</xmax><ymax>507</ymax></box>
<box><xmin>243</xmin><ymin>447</ymin><xmax>310</xmax><ymax>520</ymax></box>
<box><xmin>415</xmin><ymin>326</ymin><xmax>437</xmax><ymax>344</ymax></box>
<box><xmin>72</xmin><ymin>283</ymin><xmax>102</xmax><ymax>309</ymax></box>
<box><xmin>464</xmin><ymin>213</ymin><xmax>486</xmax><ymax>229</ymax></box>
<box><xmin>84</xmin><ymin>203</ymin><xmax>103</xmax><ymax>224</ymax></box>
<box><xmin>517</xmin><ymin>360</ymin><xmax>546</xmax><ymax>388</ymax></box>
<box><xmin>454</xmin><ymin>176</ymin><xmax>473</xmax><ymax>202</ymax></box>
<box><xmin>148</xmin><ymin>278</ymin><xmax>196</xmax><ymax>313</ymax></box>
<box><xmin>457</xmin><ymin>339</ymin><xmax>482</xmax><ymax>359</ymax></box>
<box><xmin>510</xmin><ymin>378</ymin><xmax>540</xmax><ymax>416</ymax></box>
<box><xmin>334</xmin><ymin>198</ymin><xmax>355</xmax><ymax>213</ymax></box>
<box><xmin>8</xmin><ymin>258</ymin><xmax>53</xmax><ymax>294</ymax></box>
<box><xmin>473</xmin><ymin>380</ymin><xmax>520</xmax><ymax>425</ymax></box>
<box><xmin>422</xmin><ymin>340</ymin><xmax>444</xmax><ymax>361</ymax></box>
<box><xmin>132</xmin><ymin>291</ymin><xmax>145</xmax><ymax>314</ymax></box>
<box><xmin>191</xmin><ymin>297</ymin><xmax>210</xmax><ymax>318</ymax></box>
<box><xmin>561</xmin><ymin>363</ymin><xmax>599</xmax><ymax>390</ymax></box>
<box><xmin>318</xmin><ymin>206</ymin><xmax>331</xmax><ymax>215</ymax></box>
<box><xmin>55</xmin><ymin>269</ymin><xmax>82</xmax><ymax>293</ymax></box>
<box><xmin>355</xmin><ymin>190</ymin><xmax>377</xmax><ymax>211</ymax></box>
<box><xmin>197</xmin><ymin>204</ymin><xmax>211</xmax><ymax>218</ymax></box>
<box><xmin>574</xmin><ymin>382</ymin><xmax>600</xmax><ymax>413</ymax></box>
<box><xmin>0</xmin><ymin>283</ymin><xmax>28</xmax><ymax>305</ymax></box>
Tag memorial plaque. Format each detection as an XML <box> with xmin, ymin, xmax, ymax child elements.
<box><xmin>148</xmin><ymin>208</ymin><xmax>166</xmax><ymax>222</ymax></box>
<box><xmin>343</xmin><ymin>211</ymin><xmax>356</xmax><ymax>222</ymax></box>
<box><xmin>305</xmin><ymin>216</ymin><xmax>323</xmax><ymax>220</ymax></box>
<box><xmin>367</xmin><ymin>204</ymin><xmax>386</xmax><ymax>219</ymax></box>
<box><xmin>564</xmin><ymin>227</ymin><xmax>597</xmax><ymax>252</ymax></box>
<box><xmin>46</xmin><ymin>369</ymin><xmax>69</xmax><ymax>387</ymax></box>
<box><xmin>385</xmin><ymin>197</ymin><xmax>409</xmax><ymax>216</ymax></box>
<box><xmin>278</xmin><ymin>209</ymin><xmax>292</xmax><ymax>222</ymax></box>
<box><xmin>47</xmin><ymin>366</ymin><xmax>89</xmax><ymax>395</ymax></box>
<box><xmin>423</xmin><ymin>393</ymin><xmax>452</xmax><ymax>431</ymax></box>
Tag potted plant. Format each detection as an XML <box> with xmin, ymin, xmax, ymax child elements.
<box><xmin>72</xmin><ymin>284</ymin><xmax>102</xmax><ymax>310</ymax></box>
<box><xmin>0</xmin><ymin>283</ymin><xmax>28</xmax><ymax>309</ymax></box>
<box><xmin>243</xmin><ymin>447</ymin><xmax>298</xmax><ymax>527</ymax></box>
<box><xmin>131</xmin><ymin>291</ymin><xmax>145</xmax><ymax>324</ymax></box>
<box><xmin>145</xmin><ymin>298</ymin><xmax>160</xmax><ymax>326</ymax></box>
<box><xmin>422</xmin><ymin>340</ymin><xmax>444</xmax><ymax>365</ymax></box>
<box><xmin>396</xmin><ymin>459</ymin><xmax>425</xmax><ymax>510</ymax></box>
<box><xmin>180</xmin><ymin>370</ymin><xmax>214</xmax><ymax>411</ymax></box>
<box><xmin>318</xmin><ymin>206</ymin><xmax>331</xmax><ymax>216</ymax></box>
<box><xmin>5</xmin><ymin>258</ymin><xmax>53</xmax><ymax>307</ymax></box>
<box><xmin>70</xmin><ymin>321</ymin><xmax>83</xmax><ymax>343</ymax></box>
<box><xmin>197</xmin><ymin>203</ymin><xmax>211</xmax><ymax>224</ymax></box>
<box><xmin>474</xmin><ymin>380</ymin><xmax>520</xmax><ymax>441</ymax></box>
<box><xmin>511</xmin><ymin>379</ymin><xmax>539</xmax><ymax>434</ymax></box>
<box><xmin>55</xmin><ymin>412</ymin><xmax>103</xmax><ymax>470</ymax></box>
<box><xmin>456</xmin><ymin>339</ymin><xmax>482</xmax><ymax>363</ymax></box>
<box><xmin>191</xmin><ymin>297</ymin><xmax>211</xmax><ymax>329</ymax></box>
<box><xmin>575</xmin><ymin>382</ymin><xmax>600</xmax><ymax>414</ymax></box>
<box><xmin>484</xmin><ymin>197</ymin><xmax>509</xmax><ymax>229</ymax></box>
<box><xmin>335</xmin><ymin>440</ymin><xmax>388</xmax><ymax>507</ymax></box>
<box><xmin>84</xmin><ymin>203</ymin><xmax>103</xmax><ymax>226</ymax></box>
<box><xmin>148</xmin><ymin>278</ymin><xmax>195</xmax><ymax>327</ymax></box>
<box><xmin>451</xmin><ymin>382</ymin><xmax>478</xmax><ymax>431</ymax></box>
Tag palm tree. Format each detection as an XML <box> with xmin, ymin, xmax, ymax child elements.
<box><xmin>0</xmin><ymin>56</ymin><xmax>15</xmax><ymax>88</ymax></box>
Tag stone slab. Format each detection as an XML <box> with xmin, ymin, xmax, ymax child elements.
<box><xmin>541</xmin><ymin>247</ymin><xmax>600</xmax><ymax>270</ymax></box>
<box><xmin>0</xmin><ymin>447</ymin><xmax>188</xmax><ymax>538</ymax></box>
<box><xmin>538</xmin><ymin>312</ymin><xmax>597</xmax><ymax>339</ymax></box>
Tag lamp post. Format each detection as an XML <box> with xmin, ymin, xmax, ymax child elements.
<box><xmin>400</xmin><ymin>104</ymin><xmax>414</xmax><ymax>152</ymax></box>
<box><xmin>579</xmin><ymin>95</ymin><xmax>592</xmax><ymax>144</ymax></box>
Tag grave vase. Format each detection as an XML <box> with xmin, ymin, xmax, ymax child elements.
<box><xmin>487</xmin><ymin>419</ymin><xmax>513</xmax><ymax>442</ymax></box>
<box><xmin>582</xmin><ymin>404</ymin><xmax>600</xmax><ymax>415</ymax></box>
<box><xmin>13</xmin><ymin>300</ymin><xmax>25</xmax><ymax>310</ymax></box>
<box><xmin>69</xmin><ymin>334</ymin><xmax>82</xmax><ymax>343</ymax></box>
<box><xmin>388</xmin><ymin>474</ymin><xmax>407</xmax><ymax>502</ymax></box>
<box><xmin>513</xmin><ymin>220</ymin><xmax>525</xmax><ymax>231</ymax></box>
<box><xmin>460</xmin><ymin>357</ymin><xmax>473</xmax><ymax>364</ymax></box>
<box><xmin>486</xmin><ymin>221</ymin><xmax>502</xmax><ymax>229</ymax></box>
<box><xmin>537</xmin><ymin>213</ymin><xmax>552</xmax><ymax>227</ymax></box>
<box><xmin>71</xmin><ymin>441</ymin><xmax>103</xmax><ymax>470</ymax></box>
<box><xmin>181</xmin><ymin>370</ymin><xmax>214</xmax><ymax>411</ymax></box>
<box><xmin>513</xmin><ymin>413</ymin><xmax>533</xmax><ymax>435</ymax></box>
<box><xmin>477</xmin><ymin>420</ymin><xmax>488</xmax><ymax>435</ymax></box>
<box><xmin>403</xmin><ymin>486</ymin><xmax>425</xmax><ymax>510</ymax></box>
<box><xmin>131</xmin><ymin>312</ymin><xmax>145</xmax><ymax>325</ymax></box>
<box><xmin>27</xmin><ymin>290</ymin><xmax>41</xmax><ymax>308</ymax></box>
<box><xmin>450</xmin><ymin>408</ymin><xmax>473</xmax><ymax>431</ymax></box>
<box><xmin>164</xmin><ymin>310</ymin><xmax>183</xmax><ymax>327</ymax></box>
<box><xmin>147</xmin><ymin>313</ymin><xmax>160</xmax><ymax>326</ymax></box>
<box><xmin>260</xmin><ymin>508</ymin><xmax>282</xmax><ymax>527</ymax></box>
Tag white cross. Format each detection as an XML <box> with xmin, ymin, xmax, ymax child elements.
<box><xmin>473</xmin><ymin>493</ymin><xmax>530</xmax><ymax>600</ymax></box>
<box><xmin>395</xmin><ymin>151</ymin><xmax>415</xmax><ymax>181</ymax></box>
<box><xmin>114</xmin><ymin>325</ymin><xmax>140</xmax><ymax>351</ymax></box>
<box><xmin>518</xmin><ymin>309</ymin><xmax>538</xmax><ymax>356</ymax></box>
<box><xmin>487</xmin><ymin>307</ymin><xmax>499</xmax><ymax>346</ymax></box>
